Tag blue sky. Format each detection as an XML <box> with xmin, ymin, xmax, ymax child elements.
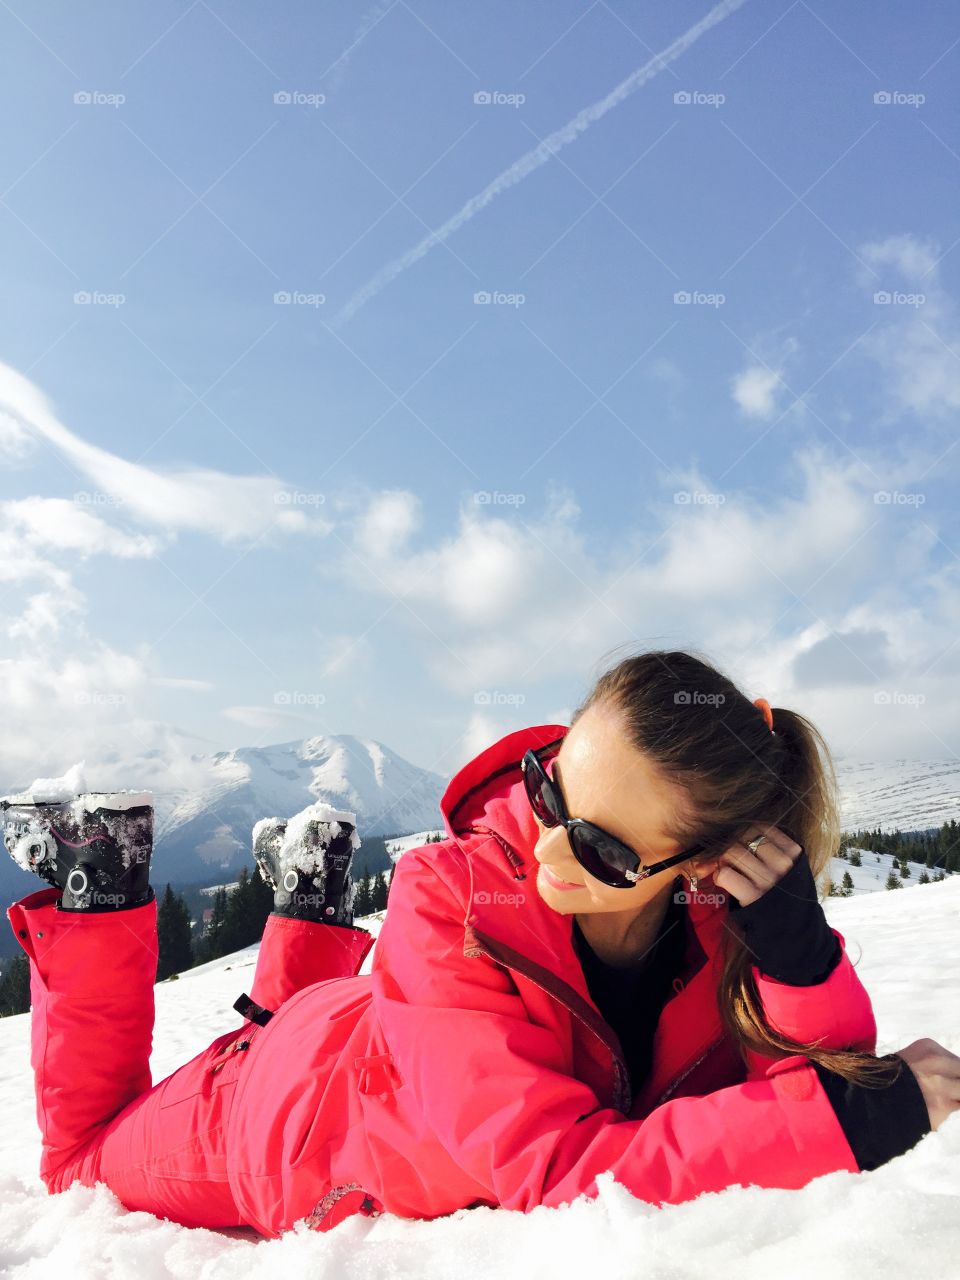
<box><xmin>1</xmin><ymin>0</ymin><xmax>959</xmax><ymax>796</ymax></box>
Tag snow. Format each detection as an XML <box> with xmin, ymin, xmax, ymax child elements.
<box><xmin>251</xmin><ymin>801</ymin><xmax>361</xmax><ymax>883</ymax></box>
<box><xmin>13</xmin><ymin>761</ymin><xmax>89</xmax><ymax>802</ymax></box>
<box><xmin>1</xmin><ymin>875</ymin><xmax>958</xmax><ymax>1277</ymax></box>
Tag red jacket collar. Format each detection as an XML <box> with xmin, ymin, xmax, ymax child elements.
<box><xmin>438</xmin><ymin>722</ymin><xmax>734</xmax><ymax>1114</ymax></box>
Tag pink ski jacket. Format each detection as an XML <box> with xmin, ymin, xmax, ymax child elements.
<box><xmin>228</xmin><ymin>722</ymin><xmax>877</xmax><ymax>1235</ymax></box>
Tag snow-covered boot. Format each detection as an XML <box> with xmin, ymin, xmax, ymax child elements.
<box><xmin>253</xmin><ymin>802</ymin><xmax>359</xmax><ymax>926</ymax></box>
<box><xmin>1</xmin><ymin>788</ymin><xmax>154</xmax><ymax>912</ymax></box>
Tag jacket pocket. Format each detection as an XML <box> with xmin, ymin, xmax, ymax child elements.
<box><xmin>354</xmin><ymin>1051</ymin><xmax>403</xmax><ymax>1098</ymax></box>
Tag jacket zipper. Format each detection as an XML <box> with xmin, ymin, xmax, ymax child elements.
<box><xmin>209</xmin><ymin>1022</ymin><xmax>264</xmax><ymax>1076</ymax></box>
<box><xmin>459</xmin><ymin>816</ymin><xmax>727</xmax><ymax>1116</ymax></box>
<box><xmin>465</xmin><ymin>929</ymin><xmax>633</xmax><ymax>1114</ymax></box>
<box><xmin>652</xmin><ymin>1034</ymin><xmax>727</xmax><ymax>1107</ymax></box>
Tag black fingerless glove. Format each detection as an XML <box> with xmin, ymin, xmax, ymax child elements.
<box><xmin>726</xmin><ymin>850</ymin><xmax>842</xmax><ymax>985</ymax></box>
<box><xmin>813</xmin><ymin>1056</ymin><xmax>931</xmax><ymax>1170</ymax></box>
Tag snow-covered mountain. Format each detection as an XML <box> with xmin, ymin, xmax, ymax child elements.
<box><xmin>835</xmin><ymin>756</ymin><xmax>960</xmax><ymax>832</ymax></box>
<box><xmin>1</xmin><ymin>876</ymin><xmax>957</xmax><ymax>1275</ymax></box>
<box><xmin>151</xmin><ymin>734</ymin><xmax>447</xmax><ymax>881</ymax></box>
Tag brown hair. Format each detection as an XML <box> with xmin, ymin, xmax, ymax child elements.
<box><xmin>570</xmin><ymin>645</ymin><xmax>903</xmax><ymax>1089</ymax></box>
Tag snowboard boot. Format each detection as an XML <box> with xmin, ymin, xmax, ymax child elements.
<box><xmin>1</xmin><ymin>789</ymin><xmax>154</xmax><ymax>912</ymax></box>
<box><xmin>252</xmin><ymin>803</ymin><xmax>358</xmax><ymax>927</ymax></box>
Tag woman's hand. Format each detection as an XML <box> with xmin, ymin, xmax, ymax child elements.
<box><xmin>702</xmin><ymin>824</ymin><xmax>841</xmax><ymax>986</ymax></box>
<box><xmin>708</xmin><ymin>824</ymin><xmax>803</xmax><ymax>908</ymax></box>
<box><xmin>896</xmin><ymin>1038</ymin><xmax>960</xmax><ymax>1131</ymax></box>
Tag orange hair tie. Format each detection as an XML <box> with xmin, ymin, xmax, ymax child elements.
<box><xmin>753</xmin><ymin>697</ymin><xmax>774</xmax><ymax>733</ymax></box>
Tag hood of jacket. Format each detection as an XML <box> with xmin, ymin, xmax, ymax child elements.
<box><xmin>435</xmin><ymin>721</ymin><xmax>738</xmax><ymax>1116</ymax></box>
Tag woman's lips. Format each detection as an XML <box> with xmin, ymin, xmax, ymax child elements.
<box><xmin>540</xmin><ymin>863</ymin><xmax>584</xmax><ymax>891</ymax></box>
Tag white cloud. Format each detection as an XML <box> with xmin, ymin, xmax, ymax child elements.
<box><xmin>0</xmin><ymin>644</ymin><xmax>220</xmax><ymax>794</ymax></box>
<box><xmin>731</xmin><ymin>365</ymin><xmax>783</xmax><ymax>418</ymax></box>
<box><xmin>326</xmin><ymin>446</ymin><xmax>960</xmax><ymax>759</ymax></box>
<box><xmin>857</xmin><ymin>233</ymin><xmax>960</xmax><ymax>420</ymax></box>
<box><xmin>0</xmin><ymin>409</ymin><xmax>34</xmax><ymax>463</ymax></box>
<box><xmin>0</xmin><ymin>362</ymin><xmax>333</xmax><ymax>545</ymax></box>
<box><xmin>4</xmin><ymin>497</ymin><xmax>164</xmax><ymax>558</ymax></box>
<box><xmin>150</xmin><ymin>676</ymin><xmax>216</xmax><ymax>691</ymax></box>
<box><xmin>222</xmin><ymin>704</ymin><xmax>312</xmax><ymax>730</ymax></box>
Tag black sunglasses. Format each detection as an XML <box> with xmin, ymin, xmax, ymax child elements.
<box><xmin>521</xmin><ymin>746</ymin><xmax>713</xmax><ymax>889</ymax></box>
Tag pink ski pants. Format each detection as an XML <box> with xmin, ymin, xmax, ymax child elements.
<box><xmin>6</xmin><ymin>885</ymin><xmax>372</xmax><ymax>1231</ymax></box>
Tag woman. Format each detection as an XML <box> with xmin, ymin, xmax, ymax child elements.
<box><xmin>5</xmin><ymin>648</ymin><xmax>958</xmax><ymax>1238</ymax></box>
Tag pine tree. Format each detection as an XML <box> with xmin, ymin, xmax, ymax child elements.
<box><xmin>841</xmin><ymin>870</ymin><xmax>854</xmax><ymax>896</ymax></box>
<box><xmin>218</xmin><ymin>867</ymin><xmax>272</xmax><ymax>954</ymax></box>
<box><xmin>0</xmin><ymin>953</ymin><xmax>30</xmax><ymax>1016</ymax></box>
<box><xmin>354</xmin><ymin>862</ymin><xmax>372</xmax><ymax>917</ymax></box>
<box><xmin>900</xmin><ymin>859</ymin><xmax>911</xmax><ymax>878</ymax></box>
<box><xmin>919</xmin><ymin>870</ymin><xmax>931</xmax><ymax>884</ymax></box>
<box><xmin>157</xmin><ymin>884</ymin><xmax>194</xmax><ymax>981</ymax></box>
<box><xmin>849</xmin><ymin>849</ymin><xmax>862</xmax><ymax>867</ymax></box>
<box><xmin>371</xmin><ymin>870</ymin><xmax>388</xmax><ymax>912</ymax></box>
<box><xmin>195</xmin><ymin>885</ymin><xmax>229</xmax><ymax>963</ymax></box>
<box><xmin>885</xmin><ymin>869</ymin><xmax>902</xmax><ymax>890</ymax></box>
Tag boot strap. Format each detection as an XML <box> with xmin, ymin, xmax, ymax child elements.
<box><xmin>232</xmin><ymin>991</ymin><xmax>275</xmax><ymax>1026</ymax></box>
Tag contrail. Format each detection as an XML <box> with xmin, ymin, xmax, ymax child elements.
<box><xmin>334</xmin><ymin>0</ymin><xmax>751</xmax><ymax>326</ymax></box>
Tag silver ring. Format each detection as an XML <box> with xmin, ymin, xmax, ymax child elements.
<box><xmin>745</xmin><ymin>836</ymin><xmax>767</xmax><ymax>854</ymax></box>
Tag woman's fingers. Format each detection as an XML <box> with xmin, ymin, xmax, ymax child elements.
<box><xmin>713</xmin><ymin>824</ymin><xmax>801</xmax><ymax>906</ymax></box>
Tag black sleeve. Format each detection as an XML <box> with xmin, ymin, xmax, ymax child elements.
<box><xmin>812</xmin><ymin>1056</ymin><xmax>931</xmax><ymax>1171</ymax></box>
<box><xmin>726</xmin><ymin>849</ymin><xmax>842</xmax><ymax>985</ymax></box>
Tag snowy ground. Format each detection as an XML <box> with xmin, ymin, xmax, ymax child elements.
<box><xmin>1</xmin><ymin>877</ymin><xmax>958</xmax><ymax>1279</ymax></box>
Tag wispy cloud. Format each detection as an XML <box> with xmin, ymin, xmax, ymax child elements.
<box><xmin>0</xmin><ymin>362</ymin><xmax>332</xmax><ymax>544</ymax></box>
